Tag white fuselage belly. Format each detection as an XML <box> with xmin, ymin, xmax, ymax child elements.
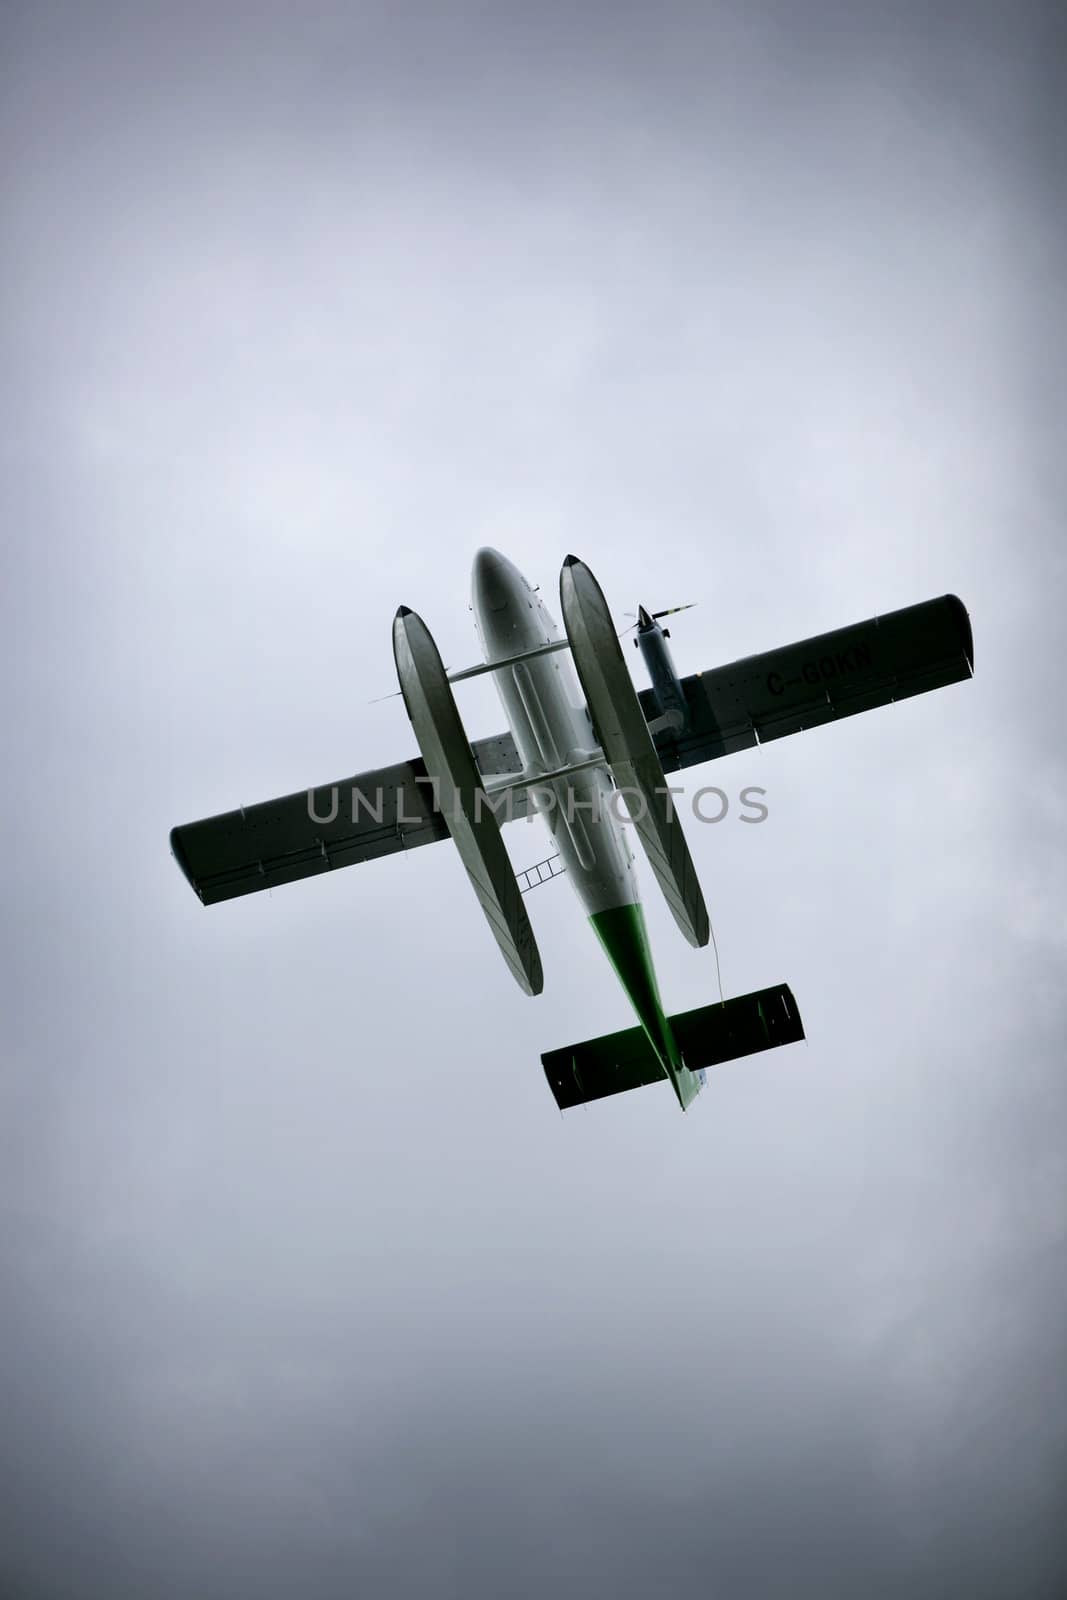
<box><xmin>471</xmin><ymin>550</ymin><xmax>637</xmax><ymax>917</ymax></box>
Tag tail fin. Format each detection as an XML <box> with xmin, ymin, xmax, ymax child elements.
<box><xmin>541</xmin><ymin>984</ymin><xmax>803</xmax><ymax>1112</ymax></box>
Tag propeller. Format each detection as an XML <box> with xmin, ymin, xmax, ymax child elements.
<box><xmin>623</xmin><ymin>603</ymin><xmax>697</xmax><ymax>622</ymax></box>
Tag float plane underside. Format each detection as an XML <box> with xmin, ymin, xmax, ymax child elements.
<box><xmin>171</xmin><ymin>551</ymin><xmax>973</xmax><ymax>1113</ymax></box>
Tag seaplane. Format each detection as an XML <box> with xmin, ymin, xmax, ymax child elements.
<box><xmin>170</xmin><ymin>551</ymin><xmax>973</xmax><ymax>1113</ymax></box>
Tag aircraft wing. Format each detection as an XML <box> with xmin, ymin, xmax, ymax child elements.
<box><xmin>171</xmin><ymin>732</ymin><xmax>530</xmax><ymax>906</ymax></box>
<box><xmin>172</xmin><ymin>596</ymin><xmax>973</xmax><ymax>904</ymax></box>
<box><xmin>642</xmin><ymin>594</ymin><xmax>973</xmax><ymax>773</ymax></box>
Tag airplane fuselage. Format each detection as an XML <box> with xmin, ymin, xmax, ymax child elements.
<box><xmin>471</xmin><ymin>548</ymin><xmax>701</xmax><ymax>1107</ymax></box>
<box><xmin>471</xmin><ymin>547</ymin><xmax>634</xmax><ymax>914</ymax></box>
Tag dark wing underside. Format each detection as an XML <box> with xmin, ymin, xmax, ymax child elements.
<box><xmin>171</xmin><ymin>596</ymin><xmax>972</xmax><ymax>905</ymax></box>
<box><xmin>170</xmin><ymin>733</ymin><xmax>528</xmax><ymax>906</ymax></box>
<box><xmin>542</xmin><ymin>984</ymin><xmax>804</xmax><ymax>1110</ymax></box>
<box><xmin>641</xmin><ymin>594</ymin><xmax>973</xmax><ymax>774</ymax></box>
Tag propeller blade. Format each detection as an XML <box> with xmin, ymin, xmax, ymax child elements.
<box><xmin>624</xmin><ymin>603</ymin><xmax>697</xmax><ymax>621</ymax></box>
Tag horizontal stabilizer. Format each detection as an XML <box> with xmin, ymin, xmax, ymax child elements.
<box><xmin>670</xmin><ymin>984</ymin><xmax>803</xmax><ymax>1069</ymax></box>
<box><xmin>542</xmin><ymin>983</ymin><xmax>804</xmax><ymax>1111</ymax></box>
<box><xmin>541</xmin><ymin>1026</ymin><xmax>669</xmax><ymax>1110</ymax></box>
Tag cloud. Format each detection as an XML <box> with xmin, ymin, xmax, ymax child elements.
<box><xmin>2</xmin><ymin>2</ymin><xmax>1064</xmax><ymax>1596</ymax></box>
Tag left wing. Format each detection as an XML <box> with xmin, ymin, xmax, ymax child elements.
<box><xmin>171</xmin><ymin>731</ymin><xmax>529</xmax><ymax>906</ymax></box>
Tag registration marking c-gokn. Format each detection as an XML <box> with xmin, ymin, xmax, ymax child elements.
<box><xmin>766</xmin><ymin>640</ymin><xmax>873</xmax><ymax>697</ymax></box>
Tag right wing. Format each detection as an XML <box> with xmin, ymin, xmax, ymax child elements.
<box><xmin>643</xmin><ymin>594</ymin><xmax>973</xmax><ymax>773</ymax></box>
<box><xmin>171</xmin><ymin>732</ymin><xmax>530</xmax><ymax>906</ymax></box>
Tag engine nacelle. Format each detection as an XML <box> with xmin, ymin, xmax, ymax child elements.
<box><xmin>633</xmin><ymin>605</ymin><xmax>689</xmax><ymax>733</ymax></box>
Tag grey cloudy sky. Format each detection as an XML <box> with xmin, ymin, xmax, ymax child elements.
<box><xmin>3</xmin><ymin>1</ymin><xmax>1065</xmax><ymax>1596</ymax></box>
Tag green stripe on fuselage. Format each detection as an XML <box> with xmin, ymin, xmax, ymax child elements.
<box><xmin>589</xmin><ymin>904</ymin><xmax>701</xmax><ymax>1109</ymax></box>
